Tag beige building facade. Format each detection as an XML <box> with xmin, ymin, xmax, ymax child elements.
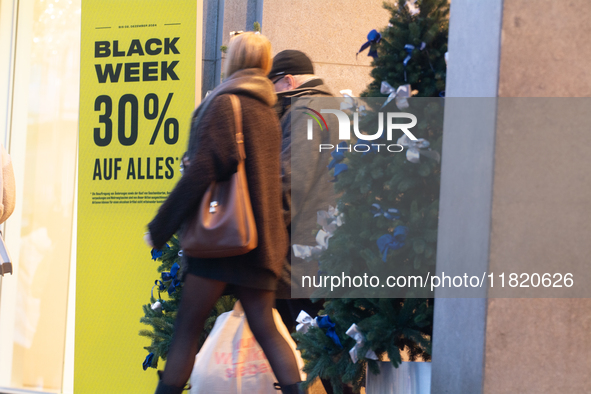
<box><xmin>202</xmin><ymin>0</ymin><xmax>389</xmax><ymax>99</ymax></box>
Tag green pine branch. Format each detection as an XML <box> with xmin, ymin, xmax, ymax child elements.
<box><xmin>139</xmin><ymin>235</ymin><xmax>236</xmax><ymax>371</ymax></box>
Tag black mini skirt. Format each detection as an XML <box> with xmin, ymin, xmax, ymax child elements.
<box><xmin>183</xmin><ymin>255</ymin><xmax>278</xmax><ymax>291</ymax></box>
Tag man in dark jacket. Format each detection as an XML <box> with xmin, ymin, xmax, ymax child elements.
<box><xmin>269</xmin><ymin>50</ymin><xmax>338</xmax><ymax>331</ymax></box>
<box><xmin>270</xmin><ymin>50</ymin><xmax>352</xmax><ymax>394</ymax></box>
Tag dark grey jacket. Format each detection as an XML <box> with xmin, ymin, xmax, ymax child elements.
<box><xmin>275</xmin><ymin>78</ymin><xmax>339</xmax><ymax>298</ymax></box>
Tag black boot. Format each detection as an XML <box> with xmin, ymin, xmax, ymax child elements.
<box><xmin>274</xmin><ymin>382</ymin><xmax>305</xmax><ymax>394</ymax></box>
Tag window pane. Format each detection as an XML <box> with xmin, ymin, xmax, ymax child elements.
<box><xmin>8</xmin><ymin>0</ymin><xmax>80</xmax><ymax>391</ymax></box>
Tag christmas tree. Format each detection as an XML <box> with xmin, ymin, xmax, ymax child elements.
<box><xmin>364</xmin><ymin>0</ymin><xmax>448</xmax><ymax>98</ymax></box>
<box><xmin>293</xmin><ymin>1</ymin><xmax>448</xmax><ymax>392</ymax></box>
<box><xmin>139</xmin><ymin>235</ymin><xmax>236</xmax><ymax>371</ymax></box>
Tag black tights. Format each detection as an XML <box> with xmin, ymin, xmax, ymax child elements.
<box><xmin>159</xmin><ymin>273</ymin><xmax>301</xmax><ymax>389</ymax></box>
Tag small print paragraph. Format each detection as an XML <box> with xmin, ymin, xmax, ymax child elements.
<box><xmin>91</xmin><ymin>191</ymin><xmax>169</xmax><ymax>205</ymax></box>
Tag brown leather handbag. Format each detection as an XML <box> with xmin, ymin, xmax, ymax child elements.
<box><xmin>181</xmin><ymin>94</ymin><xmax>257</xmax><ymax>258</ymax></box>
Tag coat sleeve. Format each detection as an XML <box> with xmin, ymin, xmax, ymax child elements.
<box><xmin>281</xmin><ymin>108</ymin><xmax>330</xmax><ymax>224</ymax></box>
<box><xmin>280</xmin><ymin>111</ymin><xmax>292</xmax><ymax>226</ymax></box>
<box><xmin>148</xmin><ymin>94</ymin><xmax>240</xmax><ymax>249</ymax></box>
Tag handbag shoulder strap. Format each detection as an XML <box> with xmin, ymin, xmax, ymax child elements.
<box><xmin>228</xmin><ymin>94</ymin><xmax>245</xmax><ymax>161</ymax></box>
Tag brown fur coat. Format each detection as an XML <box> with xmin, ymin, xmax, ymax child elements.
<box><xmin>148</xmin><ymin>69</ymin><xmax>288</xmax><ymax>279</ymax></box>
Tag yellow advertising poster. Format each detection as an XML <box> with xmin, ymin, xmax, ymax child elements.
<box><xmin>77</xmin><ymin>1</ymin><xmax>196</xmax><ymax>392</ymax></box>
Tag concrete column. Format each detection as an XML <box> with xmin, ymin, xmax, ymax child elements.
<box><xmin>433</xmin><ymin>0</ymin><xmax>591</xmax><ymax>393</ymax></box>
<box><xmin>202</xmin><ymin>0</ymin><xmax>264</xmax><ymax>97</ymax></box>
<box><xmin>431</xmin><ymin>0</ymin><xmax>504</xmax><ymax>392</ymax></box>
<box><xmin>201</xmin><ymin>0</ymin><xmax>224</xmax><ymax>99</ymax></box>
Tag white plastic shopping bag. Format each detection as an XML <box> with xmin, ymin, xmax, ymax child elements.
<box><xmin>190</xmin><ymin>301</ymin><xmax>305</xmax><ymax>394</ymax></box>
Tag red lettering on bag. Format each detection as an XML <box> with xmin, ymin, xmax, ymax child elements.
<box><xmin>246</xmin><ymin>363</ymin><xmax>256</xmax><ymax>375</ymax></box>
<box><xmin>223</xmin><ymin>362</ymin><xmax>272</xmax><ymax>379</ymax></box>
<box><xmin>226</xmin><ymin>367</ymin><xmax>234</xmax><ymax>378</ymax></box>
<box><xmin>233</xmin><ymin>349</ymin><xmax>244</xmax><ymax>364</ymax></box>
<box><xmin>235</xmin><ymin>336</ymin><xmax>257</xmax><ymax>350</ymax></box>
<box><xmin>214</xmin><ymin>352</ymin><xmax>232</xmax><ymax>364</ymax></box>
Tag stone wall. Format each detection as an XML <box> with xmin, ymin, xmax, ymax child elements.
<box><xmin>201</xmin><ymin>0</ymin><xmax>390</xmax><ymax>98</ymax></box>
<box><xmin>483</xmin><ymin>0</ymin><xmax>591</xmax><ymax>392</ymax></box>
<box><xmin>433</xmin><ymin>0</ymin><xmax>591</xmax><ymax>393</ymax></box>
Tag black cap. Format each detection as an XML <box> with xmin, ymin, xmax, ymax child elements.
<box><xmin>268</xmin><ymin>50</ymin><xmax>314</xmax><ymax>80</ymax></box>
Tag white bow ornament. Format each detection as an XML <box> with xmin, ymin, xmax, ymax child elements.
<box><xmin>340</xmin><ymin>90</ymin><xmax>367</xmax><ymax>116</ymax></box>
<box><xmin>380</xmin><ymin>81</ymin><xmax>411</xmax><ymax>109</ymax></box>
<box><xmin>293</xmin><ymin>206</ymin><xmax>344</xmax><ymax>261</ymax></box>
<box><xmin>340</xmin><ymin>89</ymin><xmax>355</xmax><ymax>111</ymax></box>
<box><xmin>406</xmin><ymin>0</ymin><xmax>420</xmax><ymax>15</ymax></box>
<box><xmin>397</xmin><ymin>134</ymin><xmax>441</xmax><ymax>164</ymax></box>
<box><xmin>296</xmin><ymin>310</ymin><xmax>318</xmax><ymax>334</ymax></box>
<box><xmin>150</xmin><ymin>284</ymin><xmax>163</xmax><ymax>312</ymax></box>
<box><xmin>346</xmin><ymin>324</ymin><xmax>378</xmax><ymax>363</ymax></box>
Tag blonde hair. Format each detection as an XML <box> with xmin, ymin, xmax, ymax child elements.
<box><xmin>224</xmin><ymin>32</ymin><xmax>273</xmax><ymax>77</ymax></box>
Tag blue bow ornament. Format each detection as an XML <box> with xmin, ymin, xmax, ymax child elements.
<box><xmin>316</xmin><ymin>315</ymin><xmax>343</xmax><ymax>348</ymax></box>
<box><xmin>357</xmin><ymin>29</ymin><xmax>382</xmax><ymax>59</ymax></box>
<box><xmin>161</xmin><ymin>263</ymin><xmax>181</xmax><ymax>295</ymax></box>
<box><xmin>371</xmin><ymin>203</ymin><xmax>400</xmax><ymax>220</ymax></box>
<box><xmin>143</xmin><ymin>352</ymin><xmax>154</xmax><ymax>371</ymax></box>
<box><xmin>377</xmin><ymin>226</ymin><xmax>409</xmax><ymax>262</ymax></box>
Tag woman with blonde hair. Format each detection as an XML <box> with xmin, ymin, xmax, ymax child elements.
<box><xmin>146</xmin><ymin>32</ymin><xmax>302</xmax><ymax>394</ymax></box>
